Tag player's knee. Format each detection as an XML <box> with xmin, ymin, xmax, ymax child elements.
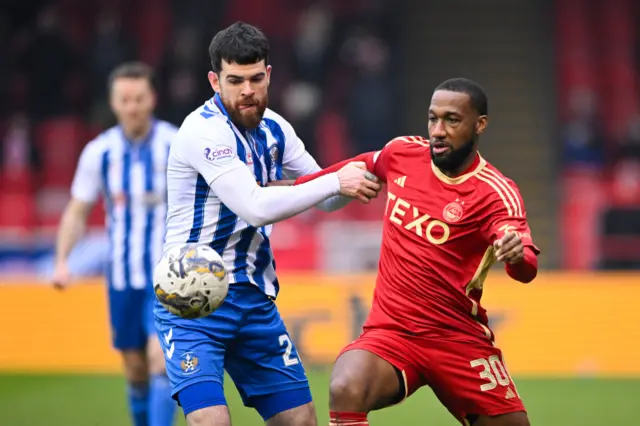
<box><xmin>329</xmin><ymin>375</ymin><xmax>368</xmax><ymax>411</ymax></box>
<box><xmin>147</xmin><ymin>337</ymin><xmax>167</xmax><ymax>375</ymax></box>
<box><xmin>509</xmin><ymin>414</ymin><xmax>530</xmax><ymax>426</ymax></box>
<box><xmin>265</xmin><ymin>401</ymin><xmax>316</xmax><ymax>426</ymax></box>
<box><xmin>502</xmin><ymin>411</ymin><xmax>530</xmax><ymax>426</ymax></box>
<box><xmin>185</xmin><ymin>406</ymin><xmax>230</xmax><ymax>426</ymax></box>
<box><xmin>121</xmin><ymin>350</ymin><xmax>149</xmax><ymax>383</ymax></box>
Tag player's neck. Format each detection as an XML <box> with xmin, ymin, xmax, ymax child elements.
<box><xmin>438</xmin><ymin>152</ymin><xmax>480</xmax><ymax>178</ymax></box>
<box><xmin>122</xmin><ymin>121</ymin><xmax>153</xmax><ymax>143</ymax></box>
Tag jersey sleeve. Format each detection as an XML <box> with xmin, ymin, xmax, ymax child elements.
<box><xmin>369</xmin><ymin>141</ymin><xmax>396</xmax><ymax>182</ymax></box>
<box><xmin>211</xmin><ymin>165</ymin><xmax>340</xmax><ymax>227</ymax></box>
<box><xmin>292</xmin><ymin>137</ymin><xmax>399</xmax><ymax>186</ymax></box>
<box><xmin>480</xmin><ymin>179</ymin><xmax>540</xmax><ymax>255</ymax></box>
<box><xmin>182</xmin><ymin>119</ymin><xmax>245</xmax><ymax>186</ymax></box>
<box><xmin>70</xmin><ymin>141</ymin><xmax>103</xmax><ymax>203</ymax></box>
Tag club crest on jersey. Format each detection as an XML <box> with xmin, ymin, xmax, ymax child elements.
<box><xmin>180</xmin><ymin>351</ymin><xmax>200</xmax><ymax>375</ymax></box>
<box><xmin>269</xmin><ymin>144</ymin><xmax>278</xmax><ymax>164</ymax></box>
<box><xmin>246</xmin><ymin>150</ymin><xmax>254</xmax><ymax>165</ymax></box>
<box><xmin>443</xmin><ymin>200</ymin><xmax>464</xmax><ymax>223</ymax></box>
<box><xmin>204</xmin><ymin>146</ymin><xmax>234</xmax><ymax>163</ymax></box>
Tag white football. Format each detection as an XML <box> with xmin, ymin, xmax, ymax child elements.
<box><xmin>153</xmin><ymin>243</ymin><xmax>229</xmax><ymax>319</ymax></box>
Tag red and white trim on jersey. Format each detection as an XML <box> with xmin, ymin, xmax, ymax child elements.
<box><xmin>372</xmin><ymin>135</ymin><xmax>430</xmax><ymax>166</ymax></box>
<box><xmin>431</xmin><ymin>154</ymin><xmax>488</xmax><ymax>186</ymax></box>
<box><xmin>475</xmin><ymin>168</ymin><xmax>523</xmax><ymax>218</ymax></box>
<box><xmin>393</xmin><ymin>135</ymin><xmax>430</xmax><ymax>147</ymax></box>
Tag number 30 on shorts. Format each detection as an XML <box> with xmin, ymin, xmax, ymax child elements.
<box><xmin>470</xmin><ymin>355</ymin><xmax>514</xmax><ymax>392</ymax></box>
<box><xmin>279</xmin><ymin>334</ymin><xmax>300</xmax><ymax>367</ymax></box>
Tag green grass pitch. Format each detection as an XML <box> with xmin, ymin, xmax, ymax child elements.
<box><xmin>1</xmin><ymin>370</ymin><xmax>636</xmax><ymax>425</ymax></box>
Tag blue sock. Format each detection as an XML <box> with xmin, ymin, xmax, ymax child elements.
<box><xmin>127</xmin><ymin>382</ymin><xmax>149</xmax><ymax>426</ymax></box>
<box><xmin>149</xmin><ymin>374</ymin><xmax>177</xmax><ymax>426</ymax></box>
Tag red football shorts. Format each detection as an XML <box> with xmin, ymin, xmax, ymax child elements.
<box><xmin>340</xmin><ymin>328</ymin><xmax>525</xmax><ymax>424</ymax></box>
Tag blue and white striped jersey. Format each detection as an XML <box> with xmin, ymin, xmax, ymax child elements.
<box><xmin>164</xmin><ymin>94</ymin><xmax>322</xmax><ymax>297</ymax></box>
<box><xmin>71</xmin><ymin>120</ymin><xmax>178</xmax><ymax>291</ymax></box>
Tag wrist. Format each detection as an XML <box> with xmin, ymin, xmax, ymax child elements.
<box><xmin>325</xmin><ymin>173</ymin><xmax>341</xmax><ymax>196</ymax></box>
<box><xmin>54</xmin><ymin>257</ymin><xmax>67</xmax><ymax>268</ymax></box>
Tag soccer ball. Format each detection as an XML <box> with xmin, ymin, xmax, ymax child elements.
<box><xmin>153</xmin><ymin>243</ymin><xmax>229</xmax><ymax>319</ymax></box>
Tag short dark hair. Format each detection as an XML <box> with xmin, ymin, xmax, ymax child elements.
<box><xmin>208</xmin><ymin>21</ymin><xmax>270</xmax><ymax>74</ymax></box>
<box><xmin>434</xmin><ymin>78</ymin><xmax>488</xmax><ymax>115</ymax></box>
<box><xmin>108</xmin><ymin>61</ymin><xmax>154</xmax><ymax>91</ymax></box>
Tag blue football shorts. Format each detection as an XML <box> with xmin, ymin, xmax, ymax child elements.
<box><xmin>154</xmin><ymin>282</ymin><xmax>311</xmax><ymax>419</ymax></box>
<box><xmin>108</xmin><ymin>286</ymin><xmax>156</xmax><ymax>350</ymax></box>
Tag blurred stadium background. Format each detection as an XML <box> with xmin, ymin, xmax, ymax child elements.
<box><xmin>1</xmin><ymin>0</ymin><xmax>639</xmax><ymax>424</ymax></box>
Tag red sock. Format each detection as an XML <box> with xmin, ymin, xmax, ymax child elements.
<box><xmin>329</xmin><ymin>411</ymin><xmax>368</xmax><ymax>425</ymax></box>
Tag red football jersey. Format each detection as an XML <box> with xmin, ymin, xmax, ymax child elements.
<box><xmin>360</xmin><ymin>136</ymin><xmax>540</xmax><ymax>344</ymax></box>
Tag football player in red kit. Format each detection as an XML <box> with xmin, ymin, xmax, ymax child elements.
<box><xmin>294</xmin><ymin>78</ymin><xmax>539</xmax><ymax>426</ymax></box>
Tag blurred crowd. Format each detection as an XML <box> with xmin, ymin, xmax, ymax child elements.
<box><xmin>557</xmin><ymin>0</ymin><xmax>640</xmax><ymax>269</ymax></box>
<box><xmin>4</xmin><ymin>0</ymin><xmax>640</xmax><ymax>270</ymax></box>
<box><xmin>0</xmin><ymin>0</ymin><xmax>400</xmax><ymax>196</ymax></box>
<box><xmin>559</xmin><ymin>0</ymin><xmax>640</xmax><ymax>194</ymax></box>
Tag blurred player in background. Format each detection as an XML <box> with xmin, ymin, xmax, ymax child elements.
<box><xmin>52</xmin><ymin>62</ymin><xmax>178</xmax><ymax>426</ymax></box>
<box><xmin>155</xmin><ymin>22</ymin><xmax>380</xmax><ymax>426</ymax></box>
<box><xmin>295</xmin><ymin>78</ymin><xmax>539</xmax><ymax>426</ymax></box>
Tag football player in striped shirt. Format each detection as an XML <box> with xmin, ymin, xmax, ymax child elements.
<box><xmin>53</xmin><ymin>62</ymin><xmax>178</xmax><ymax>426</ymax></box>
<box><xmin>156</xmin><ymin>22</ymin><xmax>380</xmax><ymax>426</ymax></box>
<box><xmin>295</xmin><ymin>78</ymin><xmax>540</xmax><ymax>426</ymax></box>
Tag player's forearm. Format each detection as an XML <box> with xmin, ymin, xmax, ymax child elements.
<box><xmin>267</xmin><ymin>180</ymin><xmax>352</xmax><ymax>212</ymax></box>
<box><xmin>315</xmin><ymin>195</ymin><xmax>352</xmax><ymax>212</ymax></box>
<box><xmin>213</xmin><ymin>168</ymin><xmax>340</xmax><ymax>228</ymax></box>
<box><xmin>294</xmin><ymin>152</ymin><xmax>375</xmax><ymax>185</ymax></box>
<box><xmin>241</xmin><ymin>175</ymin><xmax>341</xmax><ymax>226</ymax></box>
<box><xmin>54</xmin><ymin>201</ymin><xmax>91</xmax><ymax>265</ymax></box>
<box><xmin>505</xmin><ymin>246</ymin><xmax>538</xmax><ymax>283</ymax></box>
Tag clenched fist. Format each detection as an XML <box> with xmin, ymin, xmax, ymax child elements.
<box><xmin>493</xmin><ymin>232</ymin><xmax>524</xmax><ymax>264</ymax></box>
